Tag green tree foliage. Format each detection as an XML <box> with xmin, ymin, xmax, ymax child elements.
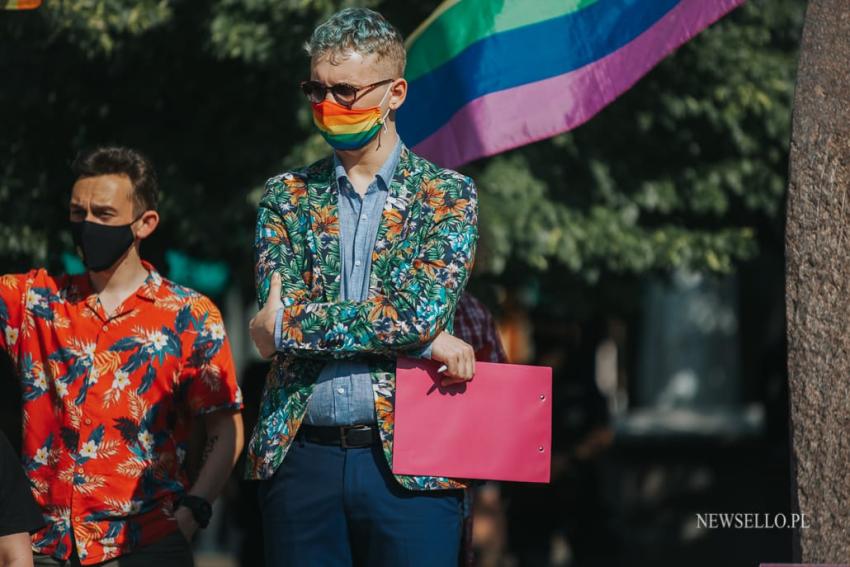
<box><xmin>0</xmin><ymin>0</ymin><xmax>801</xmax><ymax>294</ymax></box>
<box><xmin>473</xmin><ymin>0</ymin><xmax>800</xmax><ymax>282</ymax></box>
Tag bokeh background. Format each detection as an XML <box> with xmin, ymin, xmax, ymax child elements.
<box><xmin>0</xmin><ymin>1</ymin><xmax>804</xmax><ymax>565</ymax></box>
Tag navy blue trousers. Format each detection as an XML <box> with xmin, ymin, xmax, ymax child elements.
<box><xmin>259</xmin><ymin>436</ymin><xmax>463</xmax><ymax>567</ymax></box>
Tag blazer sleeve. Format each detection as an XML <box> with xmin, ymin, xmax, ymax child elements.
<box><xmin>255</xmin><ymin>175</ymin><xmax>314</xmax><ymax>311</ymax></box>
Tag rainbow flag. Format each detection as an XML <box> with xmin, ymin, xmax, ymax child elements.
<box><xmin>398</xmin><ymin>0</ymin><xmax>744</xmax><ymax>169</ymax></box>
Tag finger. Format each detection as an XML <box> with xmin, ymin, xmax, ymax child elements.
<box><xmin>465</xmin><ymin>348</ymin><xmax>476</xmax><ymax>380</ymax></box>
<box><xmin>452</xmin><ymin>349</ymin><xmax>467</xmax><ymax>380</ymax></box>
<box><xmin>447</xmin><ymin>351</ymin><xmax>463</xmax><ymax>379</ymax></box>
<box><xmin>441</xmin><ymin>376</ymin><xmax>465</xmax><ymax>387</ymax></box>
<box><xmin>455</xmin><ymin>348</ymin><xmax>467</xmax><ymax>380</ymax></box>
<box><xmin>461</xmin><ymin>353</ymin><xmax>472</xmax><ymax>381</ymax></box>
<box><xmin>267</xmin><ymin>273</ymin><xmax>283</xmax><ymax>307</ymax></box>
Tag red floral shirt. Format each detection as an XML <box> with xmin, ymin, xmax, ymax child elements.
<box><xmin>0</xmin><ymin>263</ymin><xmax>242</xmax><ymax>564</ymax></box>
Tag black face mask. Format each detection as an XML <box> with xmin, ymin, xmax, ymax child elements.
<box><xmin>70</xmin><ymin>219</ymin><xmax>137</xmax><ymax>272</ymax></box>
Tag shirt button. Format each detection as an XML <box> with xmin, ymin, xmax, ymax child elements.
<box><xmin>354</xmin><ymin>260</ymin><xmax>362</xmax><ymax>267</ymax></box>
<box><xmin>337</xmin><ymin>387</ymin><xmax>345</xmax><ymax>395</ymax></box>
<box><xmin>84</xmin><ymin>418</ymin><xmax>92</xmax><ymax>425</ymax></box>
<box><xmin>101</xmin><ymin>325</ymin><xmax>108</xmax><ymax>331</ymax></box>
<box><xmin>361</xmin><ymin>215</ymin><xmax>368</xmax><ymax>221</ymax></box>
<box><xmin>74</xmin><ymin>516</ymin><xmax>82</xmax><ymax>523</ymax></box>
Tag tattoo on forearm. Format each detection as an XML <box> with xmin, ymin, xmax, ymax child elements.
<box><xmin>201</xmin><ymin>435</ymin><xmax>219</xmax><ymax>466</ymax></box>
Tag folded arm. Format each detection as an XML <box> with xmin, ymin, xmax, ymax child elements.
<box><xmin>251</xmin><ymin>174</ymin><xmax>478</xmax><ymax>359</ymax></box>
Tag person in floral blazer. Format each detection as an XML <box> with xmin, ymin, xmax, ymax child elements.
<box><xmin>247</xmin><ymin>7</ymin><xmax>480</xmax><ymax>566</ymax></box>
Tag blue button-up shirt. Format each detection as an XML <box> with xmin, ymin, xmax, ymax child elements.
<box><xmin>274</xmin><ymin>138</ymin><xmax>430</xmax><ymax>425</ymax></box>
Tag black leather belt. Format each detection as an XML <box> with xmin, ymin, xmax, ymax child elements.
<box><xmin>298</xmin><ymin>424</ymin><xmax>380</xmax><ymax>448</ymax></box>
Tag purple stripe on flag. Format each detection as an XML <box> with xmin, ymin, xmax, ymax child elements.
<box><xmin>411</xmin><ymin>0</ymin><xmax>744</xmax><ymax>169</ymax></box>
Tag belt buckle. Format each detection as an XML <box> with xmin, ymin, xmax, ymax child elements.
<box><xmin>340</xmin><ymin>425</ymin><xmax>369</xmax><ymax>448</ymax></box>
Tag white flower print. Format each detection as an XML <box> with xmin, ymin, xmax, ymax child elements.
<box><xmin>209</xmin><ymin>323</ymin><xmax>225</xmax><ymax>341</ymax></box>
<box><xmin>25</xmin><ymin>289</ymin><xmax>40</xmax><ymax>309</ymax></box>
<box><xmin>102</xmin><ymin>546</ymin><xmax>118</xmax><ymax>558</ymax></box>
<box><xmin>149</xmin><ymin>331</ymin><xmax>168</xmax><ymax>352</ymax></box>
<box><xmin>79</xmin><ymin>440</ymin><xmax>98</xmax><ymax>459</ymax></box>
<box><xmin>112</xmin><ymin>370</ymin><xmax>130</xmax><ymax>391</ymax></box>
<box><xmin>34</xmin><ymin>447</ymin><xmax>49</xmax><ymax>465</ymax></box>
<box><xmin>4</xmin><ymin>327</ymin><xmax>18</xmax><ymax>346</ymax></box>
<box><xmin>34</xmin><ymin>370</ymin><xmax>48</xmax><ymax>391</ymax></box>
<box><xmin>138</xmin><ymin>430</ymin><xmax>154</xmax><ymax>450</ymax></box>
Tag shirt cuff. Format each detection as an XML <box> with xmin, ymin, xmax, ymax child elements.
<box><xmin>274</xmin><ymin>307</ymin><xmax>284</xmax><ymax>350</ymax></box>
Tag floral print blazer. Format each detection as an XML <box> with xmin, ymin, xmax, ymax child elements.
<box><xmin>246</xmin><ymin>146</ymin><xmax>478</xmax><ymax>490</ymax></box>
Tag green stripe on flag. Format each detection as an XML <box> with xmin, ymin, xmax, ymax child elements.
<box><xmin>405</xmin><ymin>0</ymin><xmax>599</xmax><ymax>82</ymax></box>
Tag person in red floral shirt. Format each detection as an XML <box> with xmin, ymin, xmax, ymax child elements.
<box><xmin>0</xmin><ymin>147</ymin><xmax>244</xmax><ymax>567</ymax></box>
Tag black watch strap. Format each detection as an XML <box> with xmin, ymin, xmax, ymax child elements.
<box><xmin>176</xmin><ymin>494</ymin><xmax>212</xmax><ymax>529</ymax></box>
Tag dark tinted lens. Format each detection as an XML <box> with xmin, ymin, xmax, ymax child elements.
<box><xmin>301</xmin><ymin>81</ymin><xmax>326</xmax><ymax>103</ymax></box>
<box><xmin>331</xmin><ymin>83</ymin><xmax>359</xmax><ymax>105</ymax></box>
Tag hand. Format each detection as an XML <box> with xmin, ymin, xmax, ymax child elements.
<box><xmin>249</xmin><ymin>273</ymin><xmax>284</xmax><ymax>358</ymax></box>
<box><xmin>430</xmin><ymin>332</ymin><xmax>475</xmax><ymax>386</ymax></box>
<box><xmin>174</xmin><ymin>506</ymin><xmax>199</xmax><ymax>542</ymax></box>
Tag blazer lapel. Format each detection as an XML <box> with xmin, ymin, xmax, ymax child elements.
<box><xmin>306</xmin><ymin>157</ymin><xmax>342</xmax><ymax>302</ymax></box>
<box><xmin>369</xmin><ymin>147</ymin><xmax>423</xmax><ymax>291</ymax></box>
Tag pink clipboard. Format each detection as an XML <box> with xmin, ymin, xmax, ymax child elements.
<box><xmin>392</xmin><ymin>357</ymin><xmax>552</xmax><ymax>483</ymax></box>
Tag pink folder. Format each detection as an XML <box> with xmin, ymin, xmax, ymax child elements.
<box><xmin>392</xmin><ymin>357</ymin><xmax>552</xmax><ymax>483</ymax></box>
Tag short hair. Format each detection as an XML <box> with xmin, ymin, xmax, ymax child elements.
<box><xmin>71</xmin><ymin>146</ymin><xmax>159</xmax><ymax>213</ymax></box>
<box><xmin>305</xmin><ymin>8</ymin><xmax>406</xmax><ymax>76</ymax></box>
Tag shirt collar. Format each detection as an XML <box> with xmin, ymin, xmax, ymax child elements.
<box><xmin>135</xmin><ymin>261</ymin><xmax>163</xmax><ymax>302</ymax></box>
<box><xmin>68</xmin><ymin>260</ymin><xmax>163</xmax><ymax>307</ymax></box>
<box><xmin>333</xmin><ymin>136</ymin><xmax>404</xmax><ymax>194</ymax></box>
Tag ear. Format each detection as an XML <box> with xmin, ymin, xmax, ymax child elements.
<box><xmin>388</xmin><ymin>78</ymin><xmax>408</xmax><ymax>111</ymax></box>
<box><xmin>134</xmin><ymin>210</ymin><xmax>160</xmax><ymax>240</ymax></box>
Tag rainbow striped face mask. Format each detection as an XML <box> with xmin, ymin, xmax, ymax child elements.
<box><xmin>312</xmin><ymin>86</ymin><xmax>391</xmax><ymax>151</ymax></box>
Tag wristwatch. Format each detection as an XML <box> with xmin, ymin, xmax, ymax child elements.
<box><xmin>175</xmin><ymin>494</ymin><xmax>212</xmax><ymax>529</ymax></box>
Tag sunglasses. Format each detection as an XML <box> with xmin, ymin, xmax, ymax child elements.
<box><xmin>300</xmin><ymin>78</ymin><xmax>395</xmax><ymax>108</ymax></box>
